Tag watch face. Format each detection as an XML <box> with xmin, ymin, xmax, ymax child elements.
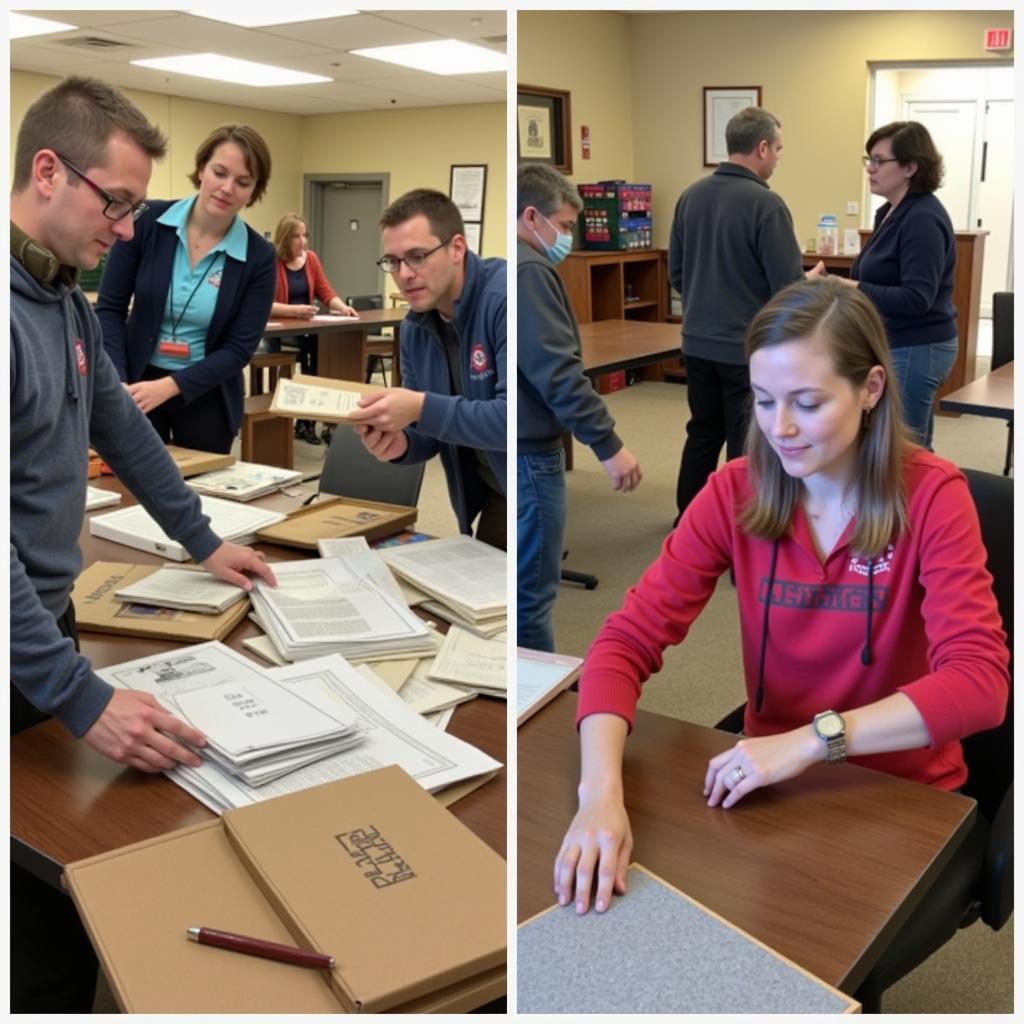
<box><xmin>816</xmin><ymin>712</ymin><xmax>843</xmax><ymax>738</ymax></box>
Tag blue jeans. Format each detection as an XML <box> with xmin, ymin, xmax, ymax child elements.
<box><xmin>889</xmin><ymin>337</ymin><xmax>958</xmax><ymax>450</ymax></box>
<box><xmin>517</xmin><ymin>449</ymin><xmax>567</xmax><ymax>653</ymax></box>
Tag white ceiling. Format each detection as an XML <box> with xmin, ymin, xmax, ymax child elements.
<box><xmin>11</xmin><ymin>10</ymin><xmax>508</xmax><ymax>114</ymax></box>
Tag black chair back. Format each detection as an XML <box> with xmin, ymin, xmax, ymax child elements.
<box><xmin>991</xmin><ymin>292</ymin><xmax>1013</xmax><ymax>371</ymax></box>
<box><xmin>319</xmin><ymin>423</ymin><xmax>424</xmax><ymax>508</ymax></box>
<box><xmin>345</xmin><ymin>294</ymin><xmax>384</xmax><ymax>312</ymax></box>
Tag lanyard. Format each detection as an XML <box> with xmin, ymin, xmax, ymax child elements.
<box><xmin>168</xmin><ymin>250</ymin><xmax>225</xmax><ymax>338</ymax></box>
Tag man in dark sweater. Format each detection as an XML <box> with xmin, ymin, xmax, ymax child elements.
<box><xmin>517</xmin><ymin>164</ymin><xmax>642</xmax><ymax>651</ymax></box>
<box><xmin>669</xmin><ymin>107</ymin><xmax>822</xmax><ymax>522</ymax></box>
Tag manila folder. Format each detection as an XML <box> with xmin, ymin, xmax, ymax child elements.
<box><xmin>222</xmin><ymin>764</ymin><xmax>507</xmax><ymax>1013</ymax></box>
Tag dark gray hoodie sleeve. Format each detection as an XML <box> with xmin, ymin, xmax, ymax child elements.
<box><xmin>517</xmin><ymin>257</ymin><xmax>622</xmax><ymax>461</ymax></box>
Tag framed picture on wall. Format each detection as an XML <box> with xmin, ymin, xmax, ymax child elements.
<box><xmin>518</xmin><ymin>84</ymin><xmax>572</xmax><ymax>174</ymax></box>
<box><xmin>463</xmin><ymin>221</ymin><xmax>482</xmax><ymax>255</ymax></box>
<box><xmin>703</xmin><ymin>86</ymin><xmax>762</xmax><ymax>166</ymax></box>
<box><xmin>450</xmin><ymin>164</ymin><xmax>487</xmax><ymax>223</ymax></box>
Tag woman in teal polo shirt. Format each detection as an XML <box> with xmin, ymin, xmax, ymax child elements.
<box><xmin>97</xmin><ymin>124</ymin><xmax>276</xmax><ymax>454</ymax></box>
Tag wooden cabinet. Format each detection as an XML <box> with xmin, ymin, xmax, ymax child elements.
<box><xmin>801</xmin><ymin>228</ymin><xmax>988</xmax><ymax>400</ymax></box>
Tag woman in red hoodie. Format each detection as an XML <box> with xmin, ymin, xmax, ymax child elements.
<box><xmin>555</xmin><ymin>277</ymin><xmax>1008</xmax><ymax>915</ymax></box>
<box><xmin>268</xmin><ymin>212</ymin><xmax>357</xmax><ymax>444</ymax></box>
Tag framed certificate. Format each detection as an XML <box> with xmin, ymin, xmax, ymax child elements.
<box><xmin>703</xmin><ymin>86</ymin><xmax>762</xmax><ymax>166</ymax></box>
<box><xmin>518</xmin><ymin>85</ymin><xmax>572</xmax><ymax>174</ymax></box>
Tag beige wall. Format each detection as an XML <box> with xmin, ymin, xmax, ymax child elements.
<box><xmin>10</xmin><ymin>71</ymin><xmax>505</xmax><ymax>257</ymax></box>
<box><xmin>518</xmin><ymin>11</ymin><xmax>635</xmax><ymax>185</ymax></box>
<box><xmin>520</xmin><ymin>10</ymin><xmax>1012</xmax><ymax>246</ymax></box>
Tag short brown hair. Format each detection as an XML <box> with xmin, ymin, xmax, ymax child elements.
<box><xmin>725</xmin><ymin>107</ymin><xmax>781</xmax><ymax>156</ymax></box>
<box><xmin>866</xmin><ymin>121</ymin><xmax>944</xmax><ymax>195</ymax></box>
<box><xmin>740</xmin><ymin>278</ymin><xmax>910</xmax><ymax>557</ymax></box>
<box><xmin>189</xmin><ymin>124</ymin><xmax>271</xmax><ymax>206</ymax></box>
<box><xmin>379</xmin><ymin>188</ymin><xmax>464</xmax><ymax>241</ymax></box>
<box><xmin>272</xmin><ymin>212</ymin><xmax>306</xmax><ymax>262</ymax></box>
<box><xmin>13</xmin><ymin>75</ymin><xmax>167</xmax><ymax>191</ymax></box>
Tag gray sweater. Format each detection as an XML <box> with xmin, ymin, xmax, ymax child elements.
<box><xmin>10</xmin><ymin>248</ymin><xmax>220</xmax><ymax>736</ymax></box>
<box><xmin>668</xmin><ymin>162</ymin><xmax>804</xmax><ymax>366</ymax></box>
<box><xmin>516</xmin><ymin>239</ymin><xmax>621</xmax><ymax>460</ymax></box>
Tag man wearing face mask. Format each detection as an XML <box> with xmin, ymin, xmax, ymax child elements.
<box><xmin>517</xmin><ymin>164</ymin><xmax>642</xmax><ymax>652</ymax></box>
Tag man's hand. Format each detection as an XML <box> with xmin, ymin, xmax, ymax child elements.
<box><xmin>355</xmin><ymin>424</ymin><xmax>409</xmax><ymax>462</ymax></box>
<box><xmin>600</xmin><ymin>447</ymin><xmax>643</xmax><ymax>492</ymax></box>
<box><xmin>347</xmin><ymin>388</ymin><xmax>425</xmax><ymax>433</ymax></box>
<box><xmin>126</xmin><ymin>376</ymin><xmax>180</xmax><ymax>414</ymax></box>
<box><xmin>201</xmin><ymin>541</ymin><xmax>277</xmax><ymax>591</ymax></box>
<box><xmin>804</xmin><ymin>259</ymin><xmax>827</xmax><ymax>279</ymax></box>
<box><xmin>83</xmin><ymin>689</ymin><xmax>207</xmax><ymax>772</ymax></box>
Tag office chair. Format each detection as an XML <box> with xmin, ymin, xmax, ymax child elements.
<box><xmin>991</xmin><ymin>292</ymin><xmax>1013</xmax><ymax>476</ymax></box>
<box><xmin>316</xmin><ymin>419</ymin><xmax>424</xmax><ymax>508</ymax></box>
<box><xmin>714</xmin><ymin>468</ymin><xmax>1013</xmax><ymax>1013</ymax></box>
<box><xmin>345</xmin><ymin>293</ymin><xmax>392</xmax><ymax>386</ymax></box>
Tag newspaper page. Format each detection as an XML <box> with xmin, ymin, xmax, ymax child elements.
<box><xmin>273</xmin><ymin>379</ymin><xmax>364</xmax><ymax>419</ymax></box>
<box><xmin>429</xmin><ymin>626</ymin><xmax>507</xmax><ymax>691</ymax></box>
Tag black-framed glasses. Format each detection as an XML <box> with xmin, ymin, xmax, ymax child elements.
<box><xmin>376</xmin><ymin>239</ymin><xmax>450</xmax><ymax>274</ymax></box>
<box><xmin>862</xmin><ymin>155</ymin><xmax>900</xmax><ymax>169</ymax></box>
<box><xmin>56</xmin><ymin>153</ymin><xmax>149</xmax><ymax>222</ymax></box>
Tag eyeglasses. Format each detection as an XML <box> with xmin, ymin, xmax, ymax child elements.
<box><xmin>56</xmin><ymin>154</ymin><xmax>149</xmax><ymax>222</ymax></box>
<box><xmin>862</xmin><ymin>155</ymin><xmax>901</xmax><ymax>169</ymax></box>
<box><xmin>376</xmin><ymin>240</ymin><xmax>450</xmax><ymax>274</ymax></box>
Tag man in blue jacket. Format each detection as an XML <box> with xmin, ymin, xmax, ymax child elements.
<box><xmin>351</xmin><ymin>189</ymin><xmax>507</xmax><ymax>548</ymax></box>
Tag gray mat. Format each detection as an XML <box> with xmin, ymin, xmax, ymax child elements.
<box><xmin>518</xmin><ymin>866</ymin><xmax>854</xmax><ymax>1014</ymax></box>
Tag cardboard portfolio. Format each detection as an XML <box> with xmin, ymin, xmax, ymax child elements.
<box><xmin>64</xmin><ymin>767</ymin><xmax>506</xmax><ymax>1014</ymax></box>
<box><xmin>270</xmin><ymin>373</ymin><xmax>383</xmax><ymax>424</ymax></box>
<box><xmin>256</xmin><ymin>497</ymin><xmax>416</xmax><ymax>549</ymax></box>
<box><xmin>73</xmin><ymin>562</ymin><xmax>250</xmax><ymax>642</ymax></box>
<box><xmin>165</xmin><ymin>446</ymin><xmax>236</xmax><ymax>477</ymax></box>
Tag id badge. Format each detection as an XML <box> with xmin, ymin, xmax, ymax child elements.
<box><xmin>158</xmin><ymin>338</ymin><xmax>190</xmax><ymax>358</ymax></box>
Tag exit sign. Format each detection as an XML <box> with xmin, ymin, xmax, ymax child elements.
<box><xmin>984</xmin><ymin>28</ymin><xmax>1012</xmax><ymax>50</ymax></box>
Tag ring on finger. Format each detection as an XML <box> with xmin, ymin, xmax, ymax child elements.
<box><xmin>731</xmin><ymin>765</ymin><xmax>746</xmax><ymax>784</ymax></box>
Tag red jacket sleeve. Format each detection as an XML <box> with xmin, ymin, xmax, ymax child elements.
<box><xmin>306</xmin><ymin>250</ymin><xmax>339</xmax><ymax>306</ymax></box>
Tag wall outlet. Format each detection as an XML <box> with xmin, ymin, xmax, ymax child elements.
<box><xmin>845</xmin><ymin>201</ymin><xmax>859</xmax><ymax>216</ymax></box>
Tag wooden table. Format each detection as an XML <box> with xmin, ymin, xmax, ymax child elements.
<box><xmin>579</xmin><ymin>318</ymin><xmax>681</xmax><ymax>377</ymax></box>
<box><xmin>518</xmin><ymin>694</ymin><xmax>976</xmax><ymax>995</ymax></box>
<box><xmin>13</xmin><ymin>479</ymin><xmax>506</xmax><ymax>893</ymax></box>
<box><xmin>939</xmin><ymin>361</ymin><xmax>1013</xmax><ymax>420</ymax></box>
<box><xmin>263</xmin><ymin>307</ymin><xmax>406</xmax><ymax>384</ymax></box>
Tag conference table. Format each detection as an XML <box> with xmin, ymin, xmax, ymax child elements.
<box><xmin>263</xmin><ymin>307</ymin><xmax>407</xmax><ymax>384</ymax></box>
<box><xmin>939</xmin><ymin>361</ymin><xmax>1013</xmax><ymax>420</ymax></box>
<box><xmin>518</xmin><ymin>693</ymin><xmax>977</xmax><ymax>997</ymax></box>
<box><xmin>11</xmin><ymin>479</ymin><xmax>506</xmax><ymax>895</ymax></box>
<box><xmin>579</xmin><ymin>318</ymin><xmax>682</xmax><ymax>377</ymax></box>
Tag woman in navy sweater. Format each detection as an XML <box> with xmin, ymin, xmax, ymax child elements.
<box><xmin>97</xmin><ymin>124</ymin><xmax>276</xmax><ymax>453</ymax></box>
<box><xmin>839</xmin><ymin>121</ymin><xmax>957</xmax><ymax>449</ymax></box>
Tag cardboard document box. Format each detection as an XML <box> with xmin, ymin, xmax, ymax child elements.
<box><xmin>270</xmin><ymin>372</ymin><xmax>383</xmax><ymax>424</ymax></box>
<box><xmin>256</xmin><ymin>496</ymin><xmax>416</xmax><ymax>549</ymax></box>
<box><xmin>64</xmin><ymin>769</ymin><xmax>506</xmax><ymax>1014</ymax></box>
<box><xmin>223</xmin><ymin>765</ymin><xmax>507</xmax><ymax>1013</ymax></box>
<box><xmin>165</xmin><ymin>445</ymin><xmax>237</xmax><ymax>477</ymax></box>
<box><xmin>73</xmin><ymin>562</ymin><xmax>250</xmax><ymax>642</ymax></box>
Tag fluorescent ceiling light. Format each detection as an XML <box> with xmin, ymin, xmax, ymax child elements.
<box><xmin>10</xmin><ymin>13</ymin><xmax>77</xmax><ymax>38</ymax></box>
<box><xmin>351</xmin><ymin>39</ymin><xmax>506</xmax><ymax>75</ymax></box>
<box><xmin>132</xmin><ymin>53</ymin><xmax>332</xmax><ymax>87</ymax></box>
<box><xmin>186</xmin><ymin>11</ymin><xmax>358</xmax><ymax>28</ymax></box>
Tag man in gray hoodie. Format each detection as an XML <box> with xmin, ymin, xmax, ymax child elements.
<box><xmin>10</xmin><ymin>76</ymin><xmax>276</xmax><ymax>1011</ymax></box>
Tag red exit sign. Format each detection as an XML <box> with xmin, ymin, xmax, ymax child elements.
<box><xmin>984</xmin><ymin>28</ymin><xmax>1013</xmax><ymax>50</ymax></box>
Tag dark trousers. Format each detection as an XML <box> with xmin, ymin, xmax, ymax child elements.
<box><xmin>474</xmin><ymin>487</ymin><xmax>507</xmax><ymax>552</ymax></box>
<box><xmin>141</xmin><ymin>364</ymin><xmax>235</xmax><ymax>454</ymax></box>
<box><xmin>11</xmin><ymin>602</ymin><xmax>100</xmax><ymax>1013</ymax></box>
<box><xmin>676</xmin><ymin>354</ymin><xmax>752</xmax><ymax>518</ymax></box>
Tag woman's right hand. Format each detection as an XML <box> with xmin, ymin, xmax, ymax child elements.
<box><xmin>291</xmin><ymin>304</ymin><xmax>317</xmax><ymax>319</ymax></box>
<box><xmin>553</xmin><ymin>791</ymin><xmax>633</xmax><ymax>914</ymax></box>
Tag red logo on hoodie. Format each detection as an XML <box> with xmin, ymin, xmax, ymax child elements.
<box><xmin>470</xmin><ymin>343</ymin><xmax>489</xmax><ymax>376</ymax></box>
<box><xmin>75</xmin><ymin>338</ymin><xmax>87</xmax><ymax>376</ymax></box>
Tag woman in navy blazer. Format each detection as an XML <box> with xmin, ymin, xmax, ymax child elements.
<box><xmin>97</xmin><ymin>124</ymin><xmax>276</xmax><ymax>453</ymax></box>
<box><xmin>839</xmin><ymin>122</ymin><xmax>957</xmax><ymax>450</ymax></box>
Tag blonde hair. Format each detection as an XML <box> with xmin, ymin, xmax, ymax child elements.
<box><xmin>273</xmin><ymin>212</ymin><xmax>306</xmax><ymax>263</ymax></box>
<box><xmin>739</xmin><ymin>278</ymin><xmax>911</xmax><ymax>557</ymax></box>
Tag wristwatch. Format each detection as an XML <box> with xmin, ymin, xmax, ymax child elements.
<box><xmin>813</xmin><ymin>710</ymin><xmax>847</xmax><ymax>764</ymax></box>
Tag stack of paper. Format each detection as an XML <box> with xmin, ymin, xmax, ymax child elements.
<box><xmin>516</xmin><ymin>648</ymin><xmax>582</xmax><ymax>726</ymax></box>
<box><xmin>379</xmin><ymin>536</ymin><xmax>507</xmax><ymax>636</ymax></box>
<box><xmin>187</xmin><ymin>462</ymin><xmax>304</xmax><ymax>502</ymax></box>
<box><xmin>85</xmin><ymin>486</ymin><xmax>121</xmax><ymax>511</ymax></box>
<box><xmin>113</xmin><ymin>567</ymin><xmax>248</xmax><ymax>615</ymax></box>
<box><xmin>89</xmin><ymin>496</ymin><xmax>286</xmax><ymax>561</ymax></box>
<box><xmin>249</xmin><ymin>558</ymin><xmax>435</xmax><ymax>663</ymax></box>
<box><xmin>96</xmin><ymin>641</ymin><xmax>502</xmax><ymax>814</ymax></box>
<box><xmin>428</xmin><ymin>626</ymin><xmax>507</xmax><ymax>698</ymax></box>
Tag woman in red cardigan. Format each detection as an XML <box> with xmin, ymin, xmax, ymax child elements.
<box><xmin>270</xmin><ymin>212</ymin><xmax>357</xmax><ymax>444</ymax></box>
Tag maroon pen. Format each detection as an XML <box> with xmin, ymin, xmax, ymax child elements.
<box><xmin>187</xmin><ymin>926</ymin><xmax>334</xmax><ymax>970</ymax></box>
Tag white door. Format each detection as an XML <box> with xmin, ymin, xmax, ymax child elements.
<box><xmin>904</xmin><ymin>99</ymin><xmax>978</xmax><ymax>228</ymax></box>
<box><xmin>976</xmin><ymin>99</ymin><xmax>1014</xmax><ymax>316</ymax></box>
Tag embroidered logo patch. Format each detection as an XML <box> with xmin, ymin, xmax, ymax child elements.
<box><xmin>74</xmin><ymin>338</ymin><xmax>87</xmax><ymax>376</ymax></box>
<box><xmin>470</xmin><ymin>343</ymin><xmax>489</xmax><ymax>375</ymax></box>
